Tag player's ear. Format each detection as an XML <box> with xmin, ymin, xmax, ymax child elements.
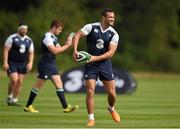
<box><xmin>102</xmin><ymin>16</ymin><xmax>106</xmax><ymax>21</ymax></box>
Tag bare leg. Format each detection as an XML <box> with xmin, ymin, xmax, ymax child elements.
<box><xmin>51</xmin><ymin>75</ymin><xmax>63</xmax><ymax>89</ymax></box>
<box><xmin>25</xmin><ymin>78</ymin><xmax>46</xmax><ymax>107</ymax></box>
<box><xmin>85</xmin><ymin>79</ymin><xmax>96</xmax><ymax>126</ymax></box>
<box><xmin>8</xmin><ymin>73</ymin><xmax>18</xmax><ymax>96</ymax></box>
<box><xmin>51</xmin><ymin>75</ymin><xmax>68</xmax><ymax>108</ymax></box>
<box><xmin>7</xmin><ymin>73</ymin><xmax>18</xmax><ymax>105</ymax></box>
<box><xmin>103</xmin><ymin>80</ymin><xmax>116</xmax><ymax>107</ymax></box>
<box><xmin>85</xmin><ymin>79</ymin><xmax>96</xmax><ymax>114</ymax></box>
<box><xmin>13</xmin><ymin>74</ymin><xmax>25</xmax><ymax>99</ymax></box>
<box><xmin>103</xmin><ymin>80</ymin><xmax>120</xmax><ymax>123</ymax></box>
<box><xmin>33</xmin><ymin>78</ymin><xmax>46</xmax><ymax>90</ymax></box>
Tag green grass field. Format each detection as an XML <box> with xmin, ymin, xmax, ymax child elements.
<box><xmin>0</xmin><ymin>72</ymin><xmax>180</xmax><ymax>128</ymax></box>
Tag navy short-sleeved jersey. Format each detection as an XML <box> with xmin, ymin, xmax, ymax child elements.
<box><xmin>37</xmin><ymin>32</ymin><xmax>60</xmax><ymax>79</ymax></box>
<box><xmin>40</xmin><ymin>32</ymin><xmax>59</xmax><ymax>63</ymax></box>
<box><xmin>81</xmin><ymin>22</ymin><xmax>119</xmax><ymax>56</ymax></box>
<box><xmin>81</xmin><ymin>22</ymin><xmax>119</xmax><ymax>80</ymax></box>
<box><xmin>5</xmin><ymin>33</ymin><xmax>34</xmax><ymax>63</ymax></box>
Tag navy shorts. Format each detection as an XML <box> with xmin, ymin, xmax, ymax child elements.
<box><xmin>37</xmin><ymin>61</ymin><xmax>59</xmax><ymax>80</ymax></box>
<box><xmin>7</xmin><ymin>61</ymin><xmax>27</xmax><ymax>75</ymax></box>
<box><xmin>84</xmin><ymin>60</ymin><xmax>114</xmax><ymax>81</ymax></box>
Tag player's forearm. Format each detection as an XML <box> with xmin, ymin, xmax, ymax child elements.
<box><xmin>58</xmin><ymin>43</ymin><xmax>70</xmax><ymax>53</ymax></box>
<box><xmin>73</xmin><ymin>31</ymin><xmax>82</xmax><ymax>52</ymax></box>
<box><xmin>95</xmin><ymin>51</ymin><xmax>114</xmax><ymax>61</ymax></box>
<box><xmin>3</xmin><ymin>47</ymin><xmax>9</xmax><ymax>64</ymax></box>
<box><xmin>28</xmin><ymin>52</ymin><xmax>34</xmax><ymax>64</ymax></box>
<box><xmin>92</xmin><ymin>44</ymin><xmax>117</xmax><ymax>62</ymax></box>
<box><xmin>72</xmin><ymin>37</ymin><xmax>78</xmax><ymax>52</ymax></box>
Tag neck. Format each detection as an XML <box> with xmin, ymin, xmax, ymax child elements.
<box><xmin>49</xmin><ymin>29</ymin><xmax>54</xmax><ymax>34</ymax></box>
<box><xmin>49</xmin><ymin>29</ymin><xmax>55</xmax><ymax>35</ymax></box>
<box><xmin>100</xmin><ymin>22</ymin><xmax>109</xmax><ymax>31</ymax></box>
<box><xmin>17</xmin><ymin>33</ymin><xmax>25</xmax><ymax>37</ymax></box>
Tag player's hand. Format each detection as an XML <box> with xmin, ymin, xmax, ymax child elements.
<box><xmin>55</xmin><ymin>44</ymin><xmax>61</xmax><ymax>48</ymax></box>
<box><xmin>73</xmin><ymin>50</ymin><xmax>79</xmax><ymax>62</ymax></box>
<box><xmin>26</xmin><ymin>63</ymin><xmax>33</xmax><ymax>72</ymax></box>
<box><xmin>67</xmin><ymin>32</ymin><xmax>75</xmax><ymax>40</ymax></box>
<box><xmin>3</xmin><ymin>62</ymin><xmax>9</xmax><ymax>71</ymax></box>
<box><xmin>86</xmin><ymin>55</ymin><xmax>97</xmax><ymax>63</ymax></box>
<box><xmin>66</xmin><ymin>32</ymin><xmax>75</xmax><ymax>47</ymax></box>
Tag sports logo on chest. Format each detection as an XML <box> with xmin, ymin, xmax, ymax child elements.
<box><xmin>93</xmin><ymin>28</ymin><xmax>99</xmax><ymax>33</ymax></box>
<box><xmin>15</xmin><ymin>38</ymin><xmax>19</xmax><ymax>42</ymax></box>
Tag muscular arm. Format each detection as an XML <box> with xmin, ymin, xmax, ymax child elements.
<box><xmin>3</xmin><ymin>46</ymin><xmax>11</xmax><ymax>70</ymax></box>
<box><xmin>72</xmin><ymin>30</ymin><xmax>86</xmax><ymax>60</ymax></box>
<box><xmin>28</xmin><ymin>52</ymin><xmax>34</xmax><ymax>64</ymax></box>
<box><xmin>26</xmin><ymin>51</ymin><xmax>34</xmax><ymax>71</ymax></box>
<box><xmin>90</xmin><ymin>43</ymin><xmax>118</xmax><ymax>62</ymax></box>
<box><xmin>47</xmin><ymin>34</ymin><xmax>73</xmax><ymax>55</ymax></box>
<box><xmin>47</xmin><ymin>42</ymin><xmax>70</xmax><ymax>55</ymax></box>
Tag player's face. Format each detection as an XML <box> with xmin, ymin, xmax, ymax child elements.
<box><xmin>54</xmin><ymin>26</ymin><xmax>63</xmax><ymax>36</ymax></box>
<box><xmin>104</xmin><ymin>12</ymin><xmax>115</xmax><ymax>26</ymax></box>
<box><xmin>18</xmin><ymin>28</ymin><xmax>28</xmax><ymax>36</ymax></box>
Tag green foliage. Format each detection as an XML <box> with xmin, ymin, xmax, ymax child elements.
<box><xmin>0</xmin><ymin>0</ymin><xmax>180</xmax><ymax>72</ymax></box>
<box><xmin>119</xmin><ymin>0</ymin><xmax>180</xmax><ymax>72</ymax></box>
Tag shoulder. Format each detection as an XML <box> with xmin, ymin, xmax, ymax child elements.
<box><xmin>45</xmin><ymin>32</ymin><xmax>51</xmax><ymax>37</ymax></box>
<box><xmin>4</xmin><ymin>33</ymin><xmax>17</xmax><ymax>47</ymax></box>
<box><xmin>91</xmin><ymin>22</ymin><xmax>101</xmax><ymax>28</ymax></box>
<box><xmin>108</xmin><ymin>26</ymin><xmax>118</xmax><ymax>35</ymax></box>
<box><xmin>44</xmin><ymin>32</ymin><xmax>55</xmax><ymax>39</ymax></box>
<box><xmin>81</xmin><ymin>22</ymin><xmax>100</xmax><ymax>35</ymax></box>
<box><xmin>83</xmin><ymin>22</ymin><xmax>99</xmax><ymax>28</ymax></box>
<box><xmin>43</xmin><ymin>32</ymin><xmax>55</xmax><ymax>46</ymax></box>
<box><xmin>109</xmin><ymin>27</ymin><xmax>119</xmax><ymax>44</ymax></box>
<box><xmin>92</xmin><ymin>22</ymin><xmax>100</xmax><ymax>26</ymax></box>
<box><xmin>5</xmin><ymin>33</ymin><xmax>17</xmax><ymax>43</ymax></box>
<box><xmin>8</xmin><ymin>33</ymin><xmax>18</xmax><ymax>39</ymax></box>
<box><xmin>24</xmin><ymin>35</ymin><xmax>33</xmax><ymax>42</ymax></box>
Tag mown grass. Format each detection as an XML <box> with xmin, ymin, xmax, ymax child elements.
<box><xmin>0</xmin><ymin>72</ymin><xmax>180</xmax><ymax>128</ymax></box>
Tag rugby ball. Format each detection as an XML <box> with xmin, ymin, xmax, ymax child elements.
<box><xmin>76</xmin><ymin>51</ymin><xmax>91</xmax><ymax>63</ymax></box>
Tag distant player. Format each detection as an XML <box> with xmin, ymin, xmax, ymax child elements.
<box><xmin>24</xmin><ymin>20</ymin><xmax>77</xmax><ymax>113</ymax></box>
<box><xmin>73</xmin><ymin>8</ymin><xmax>120</xmax><ymax>126</ymax></box>
<box><xmin>3</xmin><ymin>23</ymin><xmax>34</xmax><ymax>106</ymax></box>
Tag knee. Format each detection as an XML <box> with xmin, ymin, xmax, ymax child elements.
<box><xmin>34</xmin><ymin>81</ymin><xmax>44</xmax><ymax>89</ymax></box>
<box><xmin>87</xmin><ymin>87</ymin><xmax>95</xmax><ymax>97</ymax></box>
<box><xmin>17</xmin><ymin>80</ymin><xmax>23</xmax><ymax>87</ymax></box>
<box><xmin>11</xmin><ymin>79</ymin><xmax>18</xmax><ymax>86</ymax></box>
<box><xmin>109</xmin><ymin>89</ymin><xmax>116</xmax><ymax>98</ymax></box>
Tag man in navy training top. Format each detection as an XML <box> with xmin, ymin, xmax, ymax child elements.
<box><xmin>24</xmin><ymin>19</ymin><xmax>78</xmax><ymax>113</ymax></box>
<box><xmin>73</xmin><ymin>8</ymin><xmax>120</xmax><ymax>126</ymax></box>
<box><xmin>3</xmin><ymin>23</ymin><xmax>34</xmax><ymax>106</ymax></box>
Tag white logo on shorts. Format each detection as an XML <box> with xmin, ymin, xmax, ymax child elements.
<box><xmin>112</xmin><ymin>74</ymin><xmax>114</xmax><ymax>78</ymax></box>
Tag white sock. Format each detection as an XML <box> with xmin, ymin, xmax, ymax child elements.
<box><xmin>8</xmin><ymin>94</ymin><xmax>13</xmax><ymax>98</ymax></box>
<box><xmin>7</xmin><ymin>94</ymin><xmax>13</xmax><ymax>103</ymax></box>
<box><xmin>108</xmin><ymin>106</ymin><xmax>115</xmax><ymax>112</ymax></box>
<box><xmin>12</xmin><ymin>98</ymin><xmax>18</xmax><ymax>103</ymax></box>
<box><xmin>88</xmin><ymin>114</ymin><xmax>94</xmax><ymax>120</ymax></box>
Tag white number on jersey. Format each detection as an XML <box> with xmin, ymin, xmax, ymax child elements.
<box><xmin>19</xmin><ymin>44</ymin><xmax>26</xmax><ymax>53</ymax></box>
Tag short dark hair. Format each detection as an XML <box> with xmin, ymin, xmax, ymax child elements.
<box><xmin>18</xmin><ymin>22</ymin><xmax>27</xmax><ymax>26</ymax></box>
<box><xmin>50</xmin><ymin>19</ymin><xmax>64</xmax><ymax>28</ymax></box>
<box><xmin>101</xmin><ymin>8</ymin><xmax>114</xmax><ymax>17</ymax></box>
